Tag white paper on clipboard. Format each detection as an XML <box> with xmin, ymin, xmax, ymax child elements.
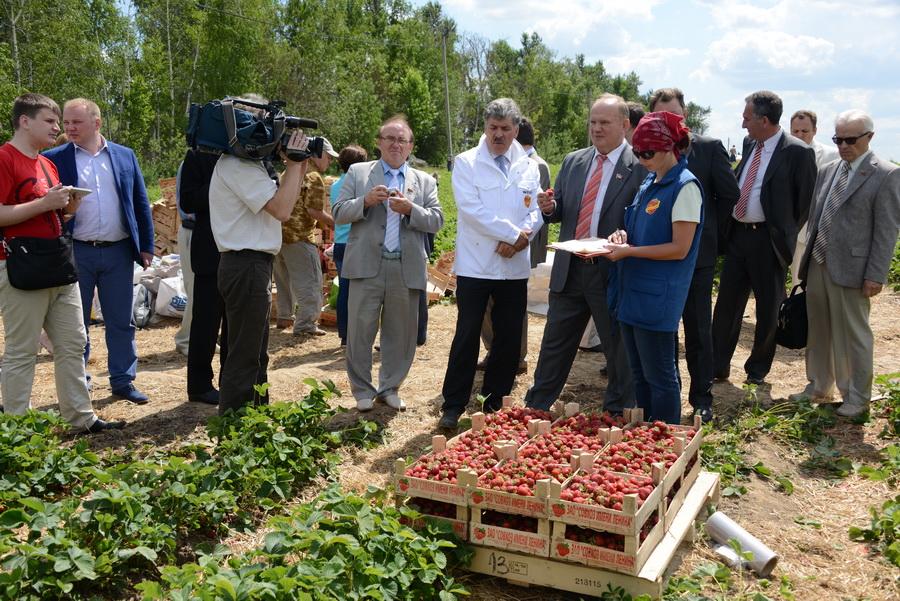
<box><xmin>548</xmin><ymin>237</ymin><xmax>615</xmax><ymax>257</ymax></box>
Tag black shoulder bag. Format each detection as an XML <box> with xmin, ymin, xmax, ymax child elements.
<box><xmin>775</xmin><ymin>283</ymin><xmax>807</xmax><ymax>349</ymax></box>
<box><xmin>1</xmin><ymin>161</ymin><xmax>79</xmax><ymax>290</ymax></box>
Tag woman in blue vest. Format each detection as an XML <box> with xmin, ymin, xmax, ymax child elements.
<box><xmin>605</xmin><ymin>111</ymin><xmax>704</xmax><ymax>424</ymax></box>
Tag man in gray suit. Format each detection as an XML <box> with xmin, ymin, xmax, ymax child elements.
<box><xmin>524</xmin><ymin>94</ymin><xmax>646</xmax><ymax>413</ymax></box>
<box><xmin>333</xmin><ymin>116</ymin><xmax>443</xmax><ymax>412</ymax></box>
<box><xmin>792</xmin><ymin>110</ymin><xmax>899</xmax><ymax>417</ymax></box>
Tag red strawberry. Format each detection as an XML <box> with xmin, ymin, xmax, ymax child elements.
<box><xmin>398</xmin><ymin>479</ymin><xmax>409</xmax><ymax>492</ymax></box>
<box><xmin>556</xmin><ymin>542</ymin><xmax>570</xmax><ymax>557</ymax></box>
<box><xmin>472</xmin><ymin>492</ymin><xmax>484</xmax><ymax>504</ymax></box>
<box><xmin>552</xmin><ymin>503</ymin><xmax>565</xmax><ymax>517</ymax></box>
<box><xmin>474</xmin><ymin>527</ymin><xmax>486</xmax><ymax>540</ymax></box>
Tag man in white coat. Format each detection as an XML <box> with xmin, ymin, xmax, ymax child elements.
<box><xmin>439</xmin><ymin>98</ymin><xmax>542</xmax><ymax>429</ymax></box>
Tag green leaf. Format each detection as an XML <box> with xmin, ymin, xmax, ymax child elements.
<box><xmin>775</xmin><ymin>476</ymin><xmax>794</xmax><ymax>494</ymax></box>
<box><xmin>0</xmin><ymin>509</ymin><xmax>28</xmax><ymax>528</ymax></box>
<box><xmin>794</xmin><ymin>516</ymin><xmax>821</xmax><ymax>529</ymax></box>
<box><xmin>752</xmin><ymin>462</ymin><xmax>773</xmax><ymax>477</ymax></box>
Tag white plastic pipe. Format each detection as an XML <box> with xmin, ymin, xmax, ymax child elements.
<box><xmin>706</xmin><ymin>511</ymin><xmax>778</xmax><ymax>577</ymax></box>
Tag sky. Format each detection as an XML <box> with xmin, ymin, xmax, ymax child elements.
<box><xmin>424</xmin><ymin>0</ymin><xmax>900</xmax><ymax>162</ymax></box>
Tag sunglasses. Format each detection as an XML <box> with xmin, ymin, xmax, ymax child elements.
<box><xmin>832</xmin><ymin>132</ymin><xmax>871</xmax><ymax>146</ymax></box>
<box><xmin>632</xmin><ymin>149</ymin><xmax>657</xmax><ymax>160</ymax></box>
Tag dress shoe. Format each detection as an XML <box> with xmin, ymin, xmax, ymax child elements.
<box><xmin>692</xmin><ymin>406</ymin><xmax>713</xmax><ymax>424</ymax></box>
<box><xmin>189</xmin><ymin>389</ymin><xmax>219</xmax><ymax>405</ymax></box>
<box><xmin>383</xmin><ymin>393</ymin><xmax>406</xmax><ymax>411</ymax></box>
<box><xmin>275</xmin><ymin>318</ymin><xmax>293</xmax><ymax>329</ymax></box>
<box><xmin>744</xmin><ymin>375</ymin><xmax>766</xmax><ymax>386</ymax></box>
<box><xmin>579</xmin><ymin>344</ymin><xmax>603</xmax><ymax>353</ymax></box>
<box><xmin>713</xmin><ymin>371</ymin><xmax>729</xmax><ymax>383</ymax></box>
<box><xmin>356</xmin><ymin>398</ymin><xmax>375</xmax><ymax>412</ymax></box>
<box><xmin>84</xmin><ymin>418</ymin><xmax>126</xmax><ymax>434</ymax></box>
<box><xmin>112</xmin><ymin>384</ymin><xmax>149</xmax><ymax>405</ymax></box>
<box><xmin>438</xmin><ymin>411</ymin><xmax>462</xmax><ymax>430</ymax></box>
<box><xmin>788</xmin><ymin>390</ymin><xmax>833</xmax><ymax>403</ymax></box>
<box><xmin>836</xmin><ymin>400</ymin><xmax>868</xmax><ymax>418</ymax></box>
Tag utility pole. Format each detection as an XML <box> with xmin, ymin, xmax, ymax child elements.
<box><xmin>441</xmin><ymin>23</ymin><xmax>453</xmax><ymax>171</ymax></box>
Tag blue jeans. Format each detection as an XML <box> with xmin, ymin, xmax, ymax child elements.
<box><xmin>73</xmin><ymin>239</ymin><xmax>137</xmax><ymax>390</ymax></box>
<box><xmin>620</xmin><ymin>323</ymin><xmax>681</xmax><ymax>424</ymax></box>
<box><xmin>332</xmin><ymin>243</ymin><xmax>349</xmax><ymax>343</ymax></box>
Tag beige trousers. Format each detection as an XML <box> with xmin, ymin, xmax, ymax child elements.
<box><xmin>0</xmin><ymin>262</ymin><xmax>96</xmax><ymax>429</ymax></box>
<box><xmin>804</xmin><ymin>260</ymin><xmax>873</xmax><ymax>406</ymax></box>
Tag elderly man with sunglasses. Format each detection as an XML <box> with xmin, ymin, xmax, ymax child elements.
<box><xmin>791</xmin><ymin>110</ymin><xmax>899</xmax><ymax>418</ymax></box>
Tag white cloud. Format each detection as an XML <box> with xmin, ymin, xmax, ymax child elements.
<box><xmin>693</xmin><ymin>30</ymin><xmax>835</xmax><ymax>82</ymax></box>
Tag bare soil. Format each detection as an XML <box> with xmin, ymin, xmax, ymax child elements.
<box><xmin>12</xmin><ymin>291</ymin><xmax>900</xmax><ymax>600</ymax></box>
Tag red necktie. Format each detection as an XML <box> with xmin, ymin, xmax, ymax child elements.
<box><xmin>734</xmin><ymin>142</ymin><xmax>763</xmax><ymax>219</ymax></box>
<box><xmin>575</xmin><ymin>154</ymin><xmax>606</xmax><ymax>239</ymax></box>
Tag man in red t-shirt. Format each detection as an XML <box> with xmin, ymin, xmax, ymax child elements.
<box><xmin>0</xmin><ymin>93</ymin><xmax>124</xmax><ymax>433</ymax></box>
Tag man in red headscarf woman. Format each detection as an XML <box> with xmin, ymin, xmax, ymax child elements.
<box><xmin>604</xmin><ymin>111</ymin><xmax>704</xmax><ymax>424</ymax></box>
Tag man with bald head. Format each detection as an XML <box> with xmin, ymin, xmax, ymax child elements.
<box><xmin>793</xmin><ymin>110</ymin><xmax>899</xmax><ymax>417</ymax></box>
<box><xmin>523</xmin><ymin>94</ymin><xmax>646</xmax><ymax>414</ymax></box>
<box><xmin>44</xmin><ymin>98</ymin><xmax>155</xmax><ymax>405</ymax></box>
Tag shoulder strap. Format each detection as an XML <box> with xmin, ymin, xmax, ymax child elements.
<box><xmin>37</xmin><ymin>157</ymin><xmax>66</xmax><ymax>234</ymax></box>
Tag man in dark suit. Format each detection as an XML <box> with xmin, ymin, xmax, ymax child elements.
<box><xmin>45</xmin><ymin>98</ymin><xmax>155</xmax><ymax>404</ymax></box>
<box><xmin>178</xmin><ymin>147</ymin><xmax>225</xmax><ymax>406</ymax></box>
<box><xmin>793</xmin><ymin>110</ymin><xmax>899</xmax><ymax>417</ymax></box>
<box><xmin>649</xmin><ymin>88</ymin><xmax>740</xmax><ymax>422</ymax></box>
<box><xmin>524</xmin><ymin>94</ymin><xmax>646</xmax><ymax>413</ymax></box>
<box><xmin>712</xmin><ymin>90</ymin><xmax>816</xmax><ymax>385</ymax></box>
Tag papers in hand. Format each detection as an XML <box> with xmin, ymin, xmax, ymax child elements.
<box><xmin>548</xmin><ymin>237</ymin><xmax>614</xmax><ymax>257</ymax></box>
<box><xmin>66</xmin><ymin>186</ymin><xmax>93</xmax><ymax>198</ymax></box>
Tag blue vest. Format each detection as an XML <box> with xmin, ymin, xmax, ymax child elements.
<box><xmin>616</xmin><ymin>157</ymin><xmax>704</xmax><ymax>332</ymax></box>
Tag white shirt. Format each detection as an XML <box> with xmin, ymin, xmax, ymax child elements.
<box><xmin>451</xmin><ymin>136</ymin><xmax>542</xmax><ymax>280</ymax></box>
<box><xmin>583</xmin><ymin>141</ymin><xmax>627</xmax><ymax>237</ymax></box>
<box><xmin>72</xmin><ymin>138</ymin><xmax>129</xmax><ymax>242</ymax></box>
<box><xmin>735</xmin><ymin>129</ymin><xmax>783</xmax><ymax>223</ymax></box>
<box><xmin>209</xmin><ymin>155</ymin><xmax>280</xmax><ymax>254</ymax></box>
<box><xmin>812</xmin><ymin>140</ymin><xmax>839</xmax><ymax>169</ymax></box>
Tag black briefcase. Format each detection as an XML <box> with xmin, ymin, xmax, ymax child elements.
<box><xmin>776</xmin><ymin>284</ymin><xmax>807</xmax><ymax>349</ymax></box>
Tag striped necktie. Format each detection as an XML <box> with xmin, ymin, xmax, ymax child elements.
<box><xmin>811</xmin><ymin>161</ymin><xmax>850</xmax><ymax>264</ymax></box>
<box><xmin>575</xmin><ymin>153</ymin><xmax>606</xmax><ymax>240</ymax></box>
<box><xmin>734</xmin><ymin>142</ymin><xmax>763</xmax><ymax>220</ymax></box>
<box><xmin>384</xmin><ymin>168</ymin><xmax>402</xmax><ymax>252</ymax></box>
<box><xmin>494</xmin><ymin>155</ymin><xmax>509</xmax><ymax>177</ymax></box>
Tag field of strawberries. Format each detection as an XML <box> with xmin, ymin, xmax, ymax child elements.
<box><xmin>396</xmin><ymin>400</ymin><xmax>704</xmax><ymax>579</ymax></box>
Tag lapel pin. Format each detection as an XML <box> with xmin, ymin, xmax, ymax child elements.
<box><xmin>615</xmin><ymin>173</ymin><xmax>623</xmax><ymax>180</ymax></box>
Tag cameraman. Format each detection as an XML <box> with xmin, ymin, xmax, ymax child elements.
<box><xmin>209</xmin><ymin>111</ymin><xmax>308</xmax><ymax>414</ymax></box>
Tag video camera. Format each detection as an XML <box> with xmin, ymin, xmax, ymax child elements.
<box><xmin>186</xmin><ymin>97</ymin><xmax>324</xmax><ymax>162</ymax></box>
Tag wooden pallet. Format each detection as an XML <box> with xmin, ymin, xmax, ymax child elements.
<box><xmin>467</xmin><ymin>470</ymin><xmax>720</xmax><ymax>597</ymax></box>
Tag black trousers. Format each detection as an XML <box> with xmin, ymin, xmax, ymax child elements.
<box><xmin>217</xmin><ymin>250</ymin><xmax>273</xmax><ymax>413</ymax></box>
<box><xmin>681</xmin><ymin>265</ymin><xmax>714</xmax><ymax>408</ymax></box>
<box><xmin>186</xmin><ymin>272</ymin><xmax>228</xmax><ymax>394</ymax></box>
<box><xmin>712</xmin><ymin>223</ymin><xmax>786</xmax><ymax>381</ymax></box>
<box><xmin>442</xmin><ymin>276</ymin><xmax>527</xmax><ymax>414</ymax></box>
<box><xmin>524</xmin><ymin>260</ymin><xmax>633</xmax><ymax>412</ymax></box>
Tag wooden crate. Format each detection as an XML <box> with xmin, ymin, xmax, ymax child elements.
<box><xmin>467</xmin><ymin>471</ymin><xmax>721</xmax><ymax>598</ymax></box>
<box><xmin>470</xmin><ymin>508</ymin><xmax>551</xmax><ymax>557</ymax></box>
<box><xmin>664</xmin><ymin>450</ymin><xmax>702</xmax><ymax>530</ymax></box>
<box><xmin>398</xmin><ymin>497</ymin><xmax>469</xmax><ymax>541</ymax></box>
<box><xmin>547</xmin><ymin>463</ymin><xmax>665</xmax><ymax>537</ymax></box>
<box><xmin>394</xmin><ymin>436</ymin><xmax>473</xmax><ymax>505</ymax></box>
<box><xmin>427</xmin><ymin>250</ymin><xmax>457</xmax><ymax>300</ymax></box>
<box><xmin>153</xmin><ymin>177</ymin><xmax>181</xmax><ymax>256</ymax></box>
<box><xmin>549</xmin><ymin>506</ymin><xmax>663</xmax><ymax>575</ymax></box>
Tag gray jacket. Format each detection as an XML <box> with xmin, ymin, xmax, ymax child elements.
<box><xmin>333</xmin><ymin>160</ymin><xmax>443</xmax><ymax>290</ymax></box>
<box><xmin>799</xmin><ymin>152</ymin><xmax>899</xmax><ymax>288</ymax></box>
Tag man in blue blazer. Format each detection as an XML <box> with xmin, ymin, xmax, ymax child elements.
<box><xmin>44</xmin><ymin>98</ymin><xmax>155</xmax><ymax>404</ymax></box>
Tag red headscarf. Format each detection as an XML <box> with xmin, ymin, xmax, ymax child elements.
<box><xmin>632</xmin><ymin>111</ymin><xmax>691</xmax><ymax>158</ymax></box>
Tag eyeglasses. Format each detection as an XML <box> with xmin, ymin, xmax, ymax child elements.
<box><xmin>632</xmin><ymin>149</ymin><xmax>657</xmax><ymax>160</ymax></box>
<box><xmin>832</xmin><ymin>132</ymin><xmax>871</xmax><ymax>146</ymax></box>
<box><xmin>379</xmin><ymin>136</ymin><xmax>412</xmax><ymax>146</ymax></box>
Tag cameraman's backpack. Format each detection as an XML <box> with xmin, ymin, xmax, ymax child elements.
<box><xmin>185</xmin><ymin>98</ymin><xmax>285</xmax><ymax>160</ymax></box>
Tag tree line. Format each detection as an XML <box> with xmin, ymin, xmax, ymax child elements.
<box><xmin>1</xmin><ymin>0</ymin><xmax>710</xmax><ymax>182</ymax></box>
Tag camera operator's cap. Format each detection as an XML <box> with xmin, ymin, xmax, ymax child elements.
<box><xmin>322</xmin><ymin>138</ymin><xmax>339</xmax><ymax>158</ymax></box>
